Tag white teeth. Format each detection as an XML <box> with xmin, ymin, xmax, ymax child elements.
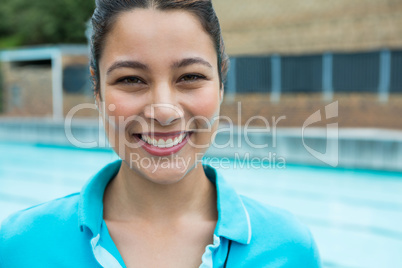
<box><xmin>157</xmin><ymin>139</ymin><xmax>166</xmax><ymax>148</ymax></box>
<box><xmin>140</xmin><ymin>133</ymin><xmax>187</xmax><ymax>148</ymax></box>
<box><xmin>165</xmin><ymin>139</ymin><xmax>173</xmax><ymax>148</ymax></box>
<box><xmin>173</xmin><ymin>137</ymin><xmax>179</xmax><ymax>145</ymax></box>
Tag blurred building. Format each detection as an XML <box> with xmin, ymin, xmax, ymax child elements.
<box><xmin>0</xmin><ymin>1</ymin><xmax>402</xmax><ymax>129</ymax></box>
<box><xmin>0</xmin><ymin>45</ymin><xmax>95</xmax><ymax>119</ymax></box>
<box><xmin>215</xmin><ymin>0</ymin><xmax>402</xmax><ymax>55</ymax></box>
<box><xmin>213</xmin><ymin>0</ymin><xmax>402</xmax><ymax>129</ymax></box>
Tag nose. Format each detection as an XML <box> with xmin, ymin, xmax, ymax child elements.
<box><xmin>144</xmin><ymin>83</ymin><xmax>184</xmax><ymax>126</ymax></box>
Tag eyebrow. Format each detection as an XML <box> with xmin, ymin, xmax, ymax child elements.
<box><xmin>171</xmin><ymin>57</ymin><xmax>213</xmax><ymax>69</ymax></box>
<box><xmin>106</xmin><ymin>60</ymin><xmax>148</xmax><ymax>75</ymax></box>
<box><xmin>106</xmin><ymin>57</ymin><xmax>212</xmax><ymax>75</ymax></box>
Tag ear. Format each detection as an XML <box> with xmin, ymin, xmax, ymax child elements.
<box><xmin>90</xmin><ymin>67</ymin><xmax>96</xmax><ymax>82</ymax></box>
<box><xmin>90</xmin><ymin>67</ymin><xmax>102</xmax><ymax>114</ymax></box>
<box><xmin>219</xmin><ymin>83</ymin><xmax>224</xmax><ymax>104</ymax></box>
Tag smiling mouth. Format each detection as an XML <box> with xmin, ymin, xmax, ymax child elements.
<box><xmin>133</xmin><ymin>132</ymin><xmax>191</xmax><ymax>148</ymax></box>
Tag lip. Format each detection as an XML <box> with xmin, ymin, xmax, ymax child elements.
<box><xmin>133</xmin><ymin>131</ymin><xmax>192</xmax><ymax>156</ymax></box>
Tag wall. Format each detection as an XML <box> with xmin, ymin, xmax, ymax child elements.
<box><xmin>0</xmin><ymin>53</ymin><xmax>96</xmax><ymax>118</ymax></box>
<box><xmin>214</xmin><ymin>0</ymin><xmax>402</xmax><ymax>55</ymax></box>
<box><xmin>62</xmin><ymin>55</ymin><xmax>97</xmax><ymax>117</ymax></box>
<box><xmin>220</xmin><ymin>93</ymin><xmax>402</xmax><ymax>130</ymax></box>
<box><xmin>1</xmin><ymin>61</ymin><xmax>53</xmax><ymax>116</ymax></box>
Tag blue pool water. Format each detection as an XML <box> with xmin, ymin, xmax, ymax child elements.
<box><xmin>1</xmin><ymin>142</ymin><xmax>402</xmax><ymax>268</ymax></box>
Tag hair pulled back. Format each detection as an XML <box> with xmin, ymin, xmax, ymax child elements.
<box><xmin>90</xmin><ymin>0</ymin><xmax>229</xmax><ymax>97</ymax></box>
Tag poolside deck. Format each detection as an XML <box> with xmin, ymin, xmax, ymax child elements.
<box><xmin>1</xmin><ymin>142</ymin><xmax>401</xmax><ymax>268</ymax></box>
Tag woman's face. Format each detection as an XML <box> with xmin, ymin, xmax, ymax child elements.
<box><xmin>97</xmin><ymin>8</ymin><xmax>222</xmax><ymax>184</ymax></box>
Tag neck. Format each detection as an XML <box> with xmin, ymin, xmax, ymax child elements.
<box><xmin>103</xmin><ymin>161</ymin><xmax>217</xmax><ymax>224</ymax></box>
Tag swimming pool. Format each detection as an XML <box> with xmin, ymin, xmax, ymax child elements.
<box><xmin>1</xmin><ymin>142</ymin><xmax>402</xmax><ymax>268</ymax></box>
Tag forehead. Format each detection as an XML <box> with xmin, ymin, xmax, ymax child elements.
<box><xmin>99</xmin><ymin>8</ymin><xmax>217</xmax><ymax>68</ymax></box>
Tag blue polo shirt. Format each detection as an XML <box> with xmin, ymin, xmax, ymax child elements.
<box><xmin>0</xmin><ymin>160</ymin><xmax>321</xmax><ymax>267</ymax></box>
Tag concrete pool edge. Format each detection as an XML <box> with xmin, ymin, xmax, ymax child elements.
<box><xmin>0</xmin><ymin>117</ymin><xmax>401</xmax><ymax>172</ymax></box>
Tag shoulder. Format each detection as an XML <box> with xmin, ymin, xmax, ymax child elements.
<box><xmin>1</xmin><ymin>193</ymin><xmax>80</xmax><ymax>235</ymax></box>
<box><xmin>237</xmin><ymin>195</ymin><xmax>321</xmax><ymax>267</ymax></box>
<box><xmin>241</xmin><ymin>195</ymin><xmax>310</xmax><ymax>242</ymax></box>
<box><xmin>0</xmin><ymin>193</ymin><xmax>81</xmax><ymax>256</ymax></box>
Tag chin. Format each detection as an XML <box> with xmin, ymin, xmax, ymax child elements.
<box><xmin>141</xmin><ymin>166</ymin><xmax>190</xmax><ymax>185</ymax></box>
<box><xmin>125</xmin><ymin>157</ymin><xmax>196</xmax><ymax>185</ymax></box>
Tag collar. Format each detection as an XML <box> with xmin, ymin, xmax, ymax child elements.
<box><xmin>78</xmin><ymin>160</ymin><xmax>121</xmax><ymax>235</ymax></box>
<box><xmin>78</xmin><ymin>160</ymin><xmax>252</xmax><ymax>244</ymax></box>
<box><xmin>203</xmin><ymin>165</ymin><xmax>252</xmax><ymax>245</ymax></box>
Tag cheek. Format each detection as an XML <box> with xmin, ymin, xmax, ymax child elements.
<box><xmin>184</xmin><ymin>88</ymin><xmax>221</xmax><ymax>135</ymax></box>
<box><xmin>187</xmin><ymin>87</ymin><xmax>221</xmax><ymax>120</ymax></box>
<box><xmin>102</xmin><ymin>91</ymin><xmax>148</xmax><ymax>135</ymax></box>
<box><xmin>104</xmin><ymin>90</ymin><xmax>144</xmax><ymax>119</ymax></box>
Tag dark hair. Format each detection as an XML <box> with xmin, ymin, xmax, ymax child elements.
<box><xmin>90</xmin><ymin>0</ymin><xmax>229</xmax><ymax>97</ymax></box>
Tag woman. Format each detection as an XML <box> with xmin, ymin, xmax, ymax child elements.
<box><xmin>0</xmin><ymin>0</ymin><xmax>321</xmax><ymax>267</ymax></box>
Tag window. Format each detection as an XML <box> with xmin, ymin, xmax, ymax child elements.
<box><xmin>63</xmin><ymin>64</ymin><xmax>91</xmax><ymax>94</ymax></box>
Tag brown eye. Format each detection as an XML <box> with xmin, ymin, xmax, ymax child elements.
<box><xmin>180</xmin><ymin>74</ymin><xmax>206</xmax><ymax>82</ymax></box>
<box><xmin>118</xmin><ymin>76</ymin><xmax>144</xmax><ymax>84</ymax></box>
